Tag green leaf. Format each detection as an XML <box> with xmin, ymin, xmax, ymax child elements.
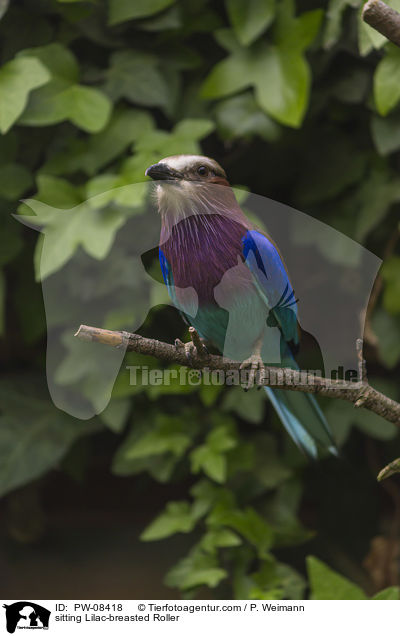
<box><xmin>0</xmin><ymin>379</ymin><xmax>99</xmax><ymax>497</ymax></box>
<box><xmin>323</xmin><ymin>0</ymin><xmax>360</xmax><ymax>50</ymax></box>
<box><xmin>294</xmin><ymin>134</ymin><xmax>367</xmax><ymax>206</ymax></box>
<box><xmin>326</xmin><ymin>396</ymin><xmax>398</xmax><ymax>442</ymax></box>
<box><xmin>18</xmin><ymin>44</ymin><xmax>111</xmax><ymax>132</ymax></box>
<box><xmin>202</xmin><ymin>10</ymin><xmax>322</xmax><ymax>128</ymax></box>
<box><xmin>372</xmin><ymin>308</ymin><xmax>400</xmax><ymax>368</ymax></box>
<box><xmin>214</xmin><ymin>93</ymin><xmax>281</xmax><ymax>142</ymax></box>
<box><xmin>200</xmin><ymin>527</ymin><xmax>241</xmax><ymax>553</ymax></box>
<box><xmin>104</xmin><ymin>50</ymin><xmax>173</xmax><ymax>111</ymax></box>
<box><xmin>99</xmin><ymin>398</ymin><xmax>130</xmax><ymax>433</ymax></box>
<box><xmin>226</xmin><ymin>0</ymin><xmax>275</xmax><ymax>46</ymax></box>
<box><xmin>373</xmin><ymin>586</ymin><xmax>400</xmax><ymax>599</ymax></box>
<box><xmin>190</xmin><ymin>422</ymin><xmax>237</xmax><ymax>483</ymax></box>
<box><xmin>20</xmin><ymin>192</ymin><xmax>126</xmax><ymax>280</ymax></box>
<box><xmin>135</xmin><ymin>118</ymin><xmax>215</xmax><ymax>157</ymax></box>
<box><xmin>121</xmin><ymin>416</ymin><xmax>192</xmax><ymax>460</ymax></box>
<box><xmin>307</xmin><ymin>556</ymin><xmax>367</xmax><ymax>600</ymax></box>
<box><xmin>222</xmin><ymin>385</ymin><xmax>265</xmax><ymax>423</ymax></box>
<box><xmin>109</xmin><ymin>0</ymin><xmax>176</xmax><ymax>26</ymax></box>
<box><xmin>371</xmin><ymin>112</ymin><xmax>400</xmax><ymax>156</ymax></box>
<box><xmin>358</xmin><ymin>1</ymin><xmax>400</xmax><ymax>55</ymax></box>
<box><xmin>0</xmin><ymin>56</ymin><xmax>50</xmax><ymax>133</ymax></box>
<box><xmin>209</xmin><ymin>505</ymin><xmax>275</xmax><ymax>555</ymax></box>
<box><xmin>374</xmin><ymin>44</ymin><xmax>400</xmax><ymax>116</ymax></box>
<box><xmin>165</xmin><ymin>547</ymin><xmax>227</xmax><ymax>589</ymax></box>
<box><xmin>352</xmin><ymin>164</ymin><xmax>400</xmax><ymax>242</ymax></box>
<box><xmin>0</xmin><ymin>269</ymin><xmax>4</xmax><ymax>336</ymax></box>
<box><xmin>253</xmin><ymin>434</ymin><xmax>292</xmax><ymax>489</ymax></box>
<box><xmin>0</xmin><ymin>0</ymin><xmax>8</xmax><ymax>20</ymax></box>
<box><xmin>250</xmin><ymin>558</ymin><xmax>306</xmax><ymax>600</ymax></box>
<box><xmin>21</xmin><ymin>84</ymin><xmax>112</xmax><ymax>133</ymax></box>
<box><xmin>381</xmin><ymin>256</ymin><xmax>400</xmax><ymax>315</ymax></box>
<box><xmin>62</xmin><ymin>85</ymin><xmax>112</xmax><ymax>133</ymax></box>
<box><xmin>19</xmin><ymin>42</ymin><xmax>79</xmax><ymax>84</ymax></box>
<box><xmin>43</xmin><ymin>108</ymin><xmax>153</xmax><ymax>177</ymax></box>
<box><xmin>34</xmin><ymin>174</ymin><xmax>83</xmax><ymax>209</ymax></box>
<box><xmin>0</xmin><ymin>209</ymin><xmax>23</xmax><ymax>267</ymax></box>
<box><xmin>0</xmin><ymin>163</ymin><xmax>32</xmax><ymax>200</ymax></box>
<box><xmin>141</xmin><ymin>501</ymin><xmax>197</xmax><ymax>541</ymax></box>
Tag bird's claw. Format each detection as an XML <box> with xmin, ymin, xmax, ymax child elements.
<box><xmin>240</xmin><ymin>354</ymin><xmax>266</xmax><ymax>390</ymax></box>
<box><xmin>175</xmin><ymin>329</ymin><xmax>208</xmax><ymax>364</ymax></box>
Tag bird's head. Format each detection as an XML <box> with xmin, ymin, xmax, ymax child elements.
<box><xmin>145</xmin><ymin>154</ymin><xmax>228</xmax><ymax>185</ymax></box>
<box><xmin>145</xmin><ymin>154</ymin><xmax>234</xmax><ymax>220</ymax></box>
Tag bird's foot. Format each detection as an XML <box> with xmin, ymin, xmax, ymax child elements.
<box><xmin>240</xmin><ymin>354</ymin><xmax>266</xmax><ymax>390</ymax></box>
<box><xmin>175</xmin><ymin>328</ymin><xmax>208</xmax><ymax>364</ymax></box>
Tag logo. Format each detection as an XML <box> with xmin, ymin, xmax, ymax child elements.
<box><xmin>2</xmin><ymin>603</ymin><xmax>50</xmax><ymax>634</ymax></box>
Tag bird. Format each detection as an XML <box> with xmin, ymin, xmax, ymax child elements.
<box><xmin>145</xmin><ymin>154</ymin><xmax>337</xmax><ymax>458</ymax></box>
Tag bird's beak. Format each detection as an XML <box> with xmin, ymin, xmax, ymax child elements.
<box><xmin>145</xmin><ymin>163</ymin><xmax>180</xmax><ymax>181</ymax></box>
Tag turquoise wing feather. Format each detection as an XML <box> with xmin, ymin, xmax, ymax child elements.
<box><xmin>242</xmin><ymin>230</ymin><xmax>337</xmax><ymax>457</ymax></box>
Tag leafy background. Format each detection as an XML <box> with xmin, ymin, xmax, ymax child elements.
<box><xmin>1</xmin><ymin>0</ymin><xmax>400</xmax><ymax>600</ymax></box>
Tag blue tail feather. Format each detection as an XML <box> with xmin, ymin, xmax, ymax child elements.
<box><xmin>265</xmin><ymin>386</ymin><xmax>337</xmax><ymax>458</ymax></box>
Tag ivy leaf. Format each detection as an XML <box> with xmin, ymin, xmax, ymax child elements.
<box><xmin>222</xmin><ymin>385</ymin><xmax>265</xmax><ymax>423</ymax></box>
<box><xmin>374</xmin><ymin>44</ymin><xmax>400</xmax><ymax>116</ymax></box>
<box><xmin>191</xmin><ymin>423</ymin><xmax>237</xmax><ymax>483</ymax></box>
<box><xmin>358</xmin><ymin>1</ymin><xmax>400</xmax><ymax>55</ymax></box>
<box><xmin>214</xmin><ymin>93</ymin><xmax>281</xmax><ymax>142</ymax></box>
<box><xmin>226</xmin><ymin>0</ymin><xmax>275</xmax><ymax>46</ymax></box>
<box><xmin>34</xmin><ymin>174</ymin><xmax>83</xmax><ymax>209</ymax></box>
<box><xmin>209</xmin><ymin>505</ymin><xmax>275</xmax><ymax>555</ymax></box>
<box><xmin>141</xmin><ymin>501</ymin><xmax>197</xmax><ymax>541</ymax></box>
<box><xmin>0</xmin><ymin>163</ymin><xmax>32</xmax><ymax>200</ymax></box>
<box><xmin>19</xmin><ymin>184</ymin><xmax>126</xmax><ymax>280</ymax></box>
<box><xmin>371</xmin><ymin>309</ymin><xmax>400</xmax><ymax>368</ymax></box>
<box><xmin>371</xmin><ymin>112</ymin><xmax>400</xmax><ymax>156</ymax></box>
<box><xmin>18</xmin><ymin>43</ymin><xmax>112</xmax><ymax>132</ymax></box>
<box><xmin>352</xmin><ymin>163</ymin><xmax>400</xmax><ymax>242</ymax></box>
<box><xmin>381</xmin><ymin>256</ymin><xmax>400</xmax><ymax>315</ymax></box>
<box><xmin>165</xmin><ymin>546</ymin><xmax>227</xmax><ymax>589</ymax></box>
<box><xmin>43</xmin><ymin>108</ymin><xmax>153</xmax><ymax>177</ymax></box>
<box><xmin>202</xmin><ymin>9</ymin><xmax>322</xmax><ymax>127</ymax></box>
<box><xmin>0</xmin><ymin>269</ymin><xmax>4</xmax><ymax>336</ymax></box>
<box><xmin>294</xmin><ymin>133</ymin><xmax>367</xmax><ymax>206</ymax></box>
<box><xmin>323</xmin><ymin>0</ymin><xmax>360</xmax><ymax>50</ymax></box>
<box><xmin>18</xmin><ymin>42</ymin><xmax>79</xmax><ymax>83</ymax></box>
<box><xmin>0</xmin><ymin>0</ymin><xmax>8</xmax><ymax>20</ymax></box>
<box><xmin>117</xmin><ymin>415</ymin><xmax>192</xmax><ymax>460</ymax></box>
<box><xmin>104</xmin><ymin>50</ymin><xmax>173</xmax><ymax>111</ymax></box>
<box><xmin>0</xmin><ymin>209</ymin><xmax>23</xmax><ymax>267</ymax></box>
<box><xmin>21</xmin><ymin>83</ymin><xmax>111</xmax><ymax>133</ymax></box>
<box><xmin>135</xmin><ymin>118</ymin><xmax>215</xmax><ymax>157</ymax></box>
<box><xmin>0</xmin><ymin>379</ymin><xmax>99</xmax><ymax>497</ymax></box>
<box><xmin>326</xmin><ymin>396</ymin><xmax>397</xmax><ymax>442</ymax></box>
<box><xmin>373</xmin><ymin>586</ymin><xmax>400</xmax><ymax>599</ymax></box>
<box><xmin>200</xmin><ymin>527</ymin><xmax>241</xmax><ymax>553</ymax></box>
<box><xmin>109</xmin><ymin>0</ymin><xmax>176</xmax><ymax>26</ymax></box>
<box><xmin>307</xmin><ymin>556</ymin><xmax>367</xmax><ymax>600</ymax></box>
<box><xmin>99</xmin><ymin>398</ymin><xmax>130</xmax><ymax>433</ymax></box>
<box><xmin>0</xmin><ymin>56</ymin><xmax>50</xmax><ymax>133</ymax></box>
<box><xmin>62</xmin><ymin>85</ymin><xmax>112</xmax><ymax>133</ymax></box>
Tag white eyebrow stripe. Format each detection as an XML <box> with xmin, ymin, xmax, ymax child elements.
<box><xmin>162</xmin><ymin>155</ymin><xmax>202</xmax><ymax>171</ymax></box>
<box><xmin>160</xmin><ymin>155</ymin><xmax>225</xmax><ymax>176</ymax></box>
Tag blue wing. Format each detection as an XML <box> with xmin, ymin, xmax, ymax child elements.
<box><xmin>241</xmin><ymin>230</ymin><xmax>337</xmax><ymax>457</ymax></box>
<box><xmin>242</xmin><ymin>230</ymin><xmax>299</xmax><ymax>348</ymax></box>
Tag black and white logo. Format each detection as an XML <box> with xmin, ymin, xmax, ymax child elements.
<box><xmin>2</xmin><ymin>602</ymin><xmax>50</xmax><ymax>633</ymax></box>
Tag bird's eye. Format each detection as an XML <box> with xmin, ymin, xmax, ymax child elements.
<box><xmin>197</xmin><ymin>165</ymin><xmax>208</xmax><ymax>177</ymax></box>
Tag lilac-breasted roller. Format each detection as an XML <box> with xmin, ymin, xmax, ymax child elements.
<box><xmin>145</xmin><ymin>155</ymin><xmax>337</xmax><ymax>458</ymax></box>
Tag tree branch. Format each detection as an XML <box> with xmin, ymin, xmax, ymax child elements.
<box><xmin>362</xmin><ymin>0</ymin><xmax>400</xmax><ymax>47</ymax></box>
<box><xmin>75</xmin><ymin>324</ymin><xmax>400</xmax><ymax>426</ymax></box>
